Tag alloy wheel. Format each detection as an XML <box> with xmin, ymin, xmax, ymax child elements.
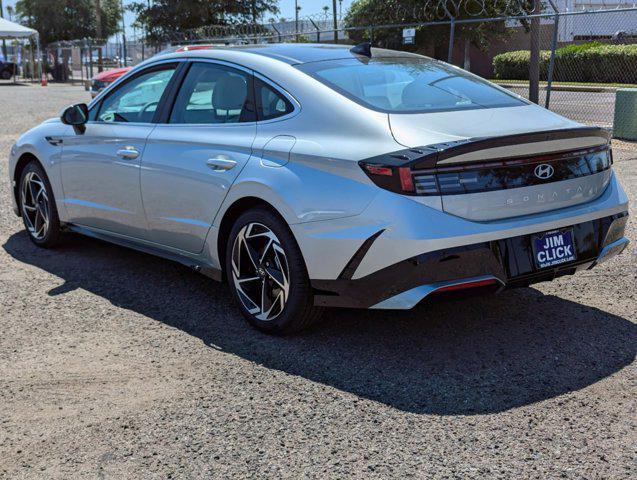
<box><xmin>21</xmin><ymin>171</ymin><xmax>50</xmax><ymax>241</ymax></box>
<box><xmin>231</xmin><ymin>222</ymin><xmax>290</xmax><ymax>321</ymax></box>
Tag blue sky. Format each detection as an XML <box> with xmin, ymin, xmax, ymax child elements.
<box><xmin>279</xmin><ymin>0</ymin><xmax>353</xmax><ymax>20</ymax></box>
<box><xmin>2</xmin><ymin>0</ymin><xmax>355</xmax><ymax>37</ymax></box>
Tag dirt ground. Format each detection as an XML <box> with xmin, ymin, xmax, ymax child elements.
<box><xmin>0</xmin><ymin>83</ymin><xmax>635</xmax><ymax>479</ymax></box>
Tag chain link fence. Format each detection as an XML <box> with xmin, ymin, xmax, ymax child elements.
<box><xmin>33</xmin><ymin>3</ymin><xmax>637</xmax><ymax>133</ymax></box>
<box><xmin>494</xmin><ymin>8</ymin><xmax>637</xmax><ymax>127</ymax></box>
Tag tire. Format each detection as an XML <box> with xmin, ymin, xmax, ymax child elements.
<box><xmin>1</xmin><ymin>69</ymin><xmax>12</xmax><ymax>80</ymax></box>
<box><xmin>18</xmin><ymin>160</ymin><xmax>62</xmax><ymax>248</ymax></box>
<box><xmin>225</xmin><ymin>207</ymin><xmax>323</xmax><ymax>334</ymax></box>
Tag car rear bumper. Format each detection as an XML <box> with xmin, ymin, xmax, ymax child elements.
<box><xmin>311</xmin><ymin>211</ymin><xmax>629</xmax><ymax>309</ymax></box>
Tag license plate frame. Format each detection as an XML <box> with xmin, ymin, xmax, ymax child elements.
<box><xmin>531</xmin><ymin>228</ymin><xmax>577</xmax><ymax>269</ymax></box>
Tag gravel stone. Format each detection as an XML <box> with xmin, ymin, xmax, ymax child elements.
<box><xmin>0</xmin><ymin>83</ymin><xmax>635</xmax><ymax>479</ymax></box>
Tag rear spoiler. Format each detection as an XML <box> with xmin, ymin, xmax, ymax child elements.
<box><xmin>363</xmin><ymin>127</ymin><xmax>611</xmax><ymax>170</ymax></box>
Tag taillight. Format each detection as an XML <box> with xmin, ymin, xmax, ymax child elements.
<box><xmin>360</xmin><ymin>146</ymin><xmax>611</xmax><ymax>197</ymax></box>
<box><xmin>360</xmin><ymin>162</ymin><xmax>415</xmax><ymax>194</ymax></box>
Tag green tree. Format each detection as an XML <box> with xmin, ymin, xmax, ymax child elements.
<box><xmin>15</xmin><ymin>0</ymin><xmax>122</xmax><ymax>46</ymax></box>
<box><xmin>345</xmin><ymin>0</ymin><xmax>527</xmax><ymax>58</ymax></box>
<box><xmin>130</xmin><ymin>0</ymin><xmax>279</xmax><ymax>44</ymax></box>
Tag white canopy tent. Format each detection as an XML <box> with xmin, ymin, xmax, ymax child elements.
<box><xmin>0</xmin><ymin>17</ymin><xmax>41</xmax><ymax>82</ymax></box>
<box><xmin>0</xmin><ymin>17</ymin><xmax>37</xmax><ymax>38</ymax></box>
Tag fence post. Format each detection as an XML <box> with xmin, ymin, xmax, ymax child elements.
<box><xmin>79</xmin><ymin>45</ymin><xmax>84</xmax><ymax>85</ymax></box>
<box><xmin>529</xmin><ymin>0</ymin><xmax>542</xmax><ymax>104</ymax></box>
<box><xmin>309</xmin><ymin>18</ymin><xmax>320</xmax><ymax>43</ymax></box>
<box><xmin>369</xmin><ymin>27</ymin><xmax>374</xmax><ymax>44</ymax></box>
<box><xmin>88</xmin><ymin>40</ymin><xmax>93</xmax><ymax>79</ymax></box>
<box><xmin>545</xmin><ymin>14</ymin><xmax>559</xmax><ymax>109</ymax></box>
<box><xmin>333</xmin><ymin>0</ymin><xmax>338</xmax><ymax>44</ymax></box>
<box><xmin>447</xmin><ymin>18</ymin><xmax>455</xmax><ymax>64</ymax></box>
<box><xmin>271</xmin><ymin>24</ymin><xmax>281</xmax><ymax>43</ymax></box>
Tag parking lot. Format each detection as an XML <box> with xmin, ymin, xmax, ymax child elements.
<box><xmin>0</xmin><ymin>83</ymin><xmax>635</xmax><ymax>479</ymax></box>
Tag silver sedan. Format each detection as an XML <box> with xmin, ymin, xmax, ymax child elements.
<box><xmin>8</xmin><ymin>44</ymin><xmax>630</xmax><ymax>333</ymax></box>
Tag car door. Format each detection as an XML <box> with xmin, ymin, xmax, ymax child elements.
<box><xmin>60</xmin><ymin>63</ymin><xmax>178</xmax><ymax>239</ymax></box>
<box><xmin>140</xmin><ymin>61</ymin><xmax>257</xmax><ymax>253</ymax></box>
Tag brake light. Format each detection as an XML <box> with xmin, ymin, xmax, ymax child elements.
<box><xmin>398</xmin><ymin>167</ymin><xmax>414</xmax><ymax>192</ymax></box>
<box><xmin>364</xmin><ymin>165</ymin><xmax>392</xmax><ymax>176</ymax></box>
<box><xmin>359</xmin><ymin>162</ymin><xmax>416</xmax><ymax>194</ymax></box>
<box><xmin>360</xmin><ymin>146</ymin><xmax>611</xmax><ymax>197</ymax></box>
<box><xmin>176</xmin><ymin>45</ymin><xmax>216</xmax><ymax>52</ymax></box>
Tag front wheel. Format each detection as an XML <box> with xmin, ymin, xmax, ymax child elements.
<box><xmin>226</xmin><ymin>207</ymin><xmax>323</xmax><ymax>334</ymax></box>
<box><xmin>19</xmin><ymin>161</ymin><xmax>62</xmax><ymax>248</ymax></box>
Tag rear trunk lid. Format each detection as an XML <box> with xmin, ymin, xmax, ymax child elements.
<box><xmin>388</xmin><ymin>106</ymin><xmax>612</xmax><ymax>221</ymax></box>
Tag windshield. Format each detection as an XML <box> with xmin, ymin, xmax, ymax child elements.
<box><xmin>296</xmin><ymin>57</ymin><xmax>526</xmax><ymax>113</ymax></box>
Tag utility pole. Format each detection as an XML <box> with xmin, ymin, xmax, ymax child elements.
<box><xmin>332</xmin><ymin>0</ymin><xmax>338</xmax><ymax>44</ymax></box>
<box><xmin>120</xmin><ymin>0</ymin><xmax>127</xmax><ymax>67</ymax></box>
<box><xmin>0</xmin><ymin>0</ymin><xmax>7</xmax><ymax>62</ymax></box>
<box><xmin>294</xmin><ymin>0</ymin><xmax>299</xmax><ymax>36</ymax></box>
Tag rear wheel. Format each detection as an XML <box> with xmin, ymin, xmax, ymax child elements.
<box><xmin>1</xmin><ymin>69</ymin><xmax>12</xmax><ymax>80</ymax></box>
<box><xmin>19</xmin><ymin>161</ymin><xmax>61</xmax><ymax>248</ymax></box>
<box><xmin>226</xmin><ymin>207</ymin><xmax>323</xmax><ymax>334</ymax></box>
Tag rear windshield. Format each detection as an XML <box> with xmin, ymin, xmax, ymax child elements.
<box><xmin>296</xmin><ymin>57</ymin><xmax>526</xmax><ymax>113</ymax></box>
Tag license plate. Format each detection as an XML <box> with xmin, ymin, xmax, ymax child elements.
<box><xmin>532</xmin><ymin>229</ymin><xmax>577</xmax><ymax>269</ymax></box>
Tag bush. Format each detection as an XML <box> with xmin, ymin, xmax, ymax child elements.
<box><xmin>493</xmin><ymin>43</ymin><xmax>637</xmax><ymax>84</ymax></box>
<box><xmin>492</xmin><ymin>50</ymin><xmax>550</xmax><ymax>80</ymax></box>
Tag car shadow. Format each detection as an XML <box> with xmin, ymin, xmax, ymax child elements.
<box><xmin>3</xmin><ymin>230</ymin><xmax>636</xmax><ymax>415</ymax></box>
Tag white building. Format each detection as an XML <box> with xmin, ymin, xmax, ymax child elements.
<box><xmin>552</xmin><ymin>1</ymin><xmax>637</xmax><ymax>41</ymax></box>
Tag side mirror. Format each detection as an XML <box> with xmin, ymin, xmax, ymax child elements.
<box><xmin>61</xmin><ymin>103</ymin><xmax>88</xmax><ymax>126</ymax></box>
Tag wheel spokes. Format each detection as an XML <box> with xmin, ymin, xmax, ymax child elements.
<box><xmin>21</xmin><ymin>172</ymin><xmax>50</xmax><ymax>240</ymax></box>
<box><xmin>231</xmin><ymin>222</ymin><xmax>291</xmax><ymax>322</ymax></box>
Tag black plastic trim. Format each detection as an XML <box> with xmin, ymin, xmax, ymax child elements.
<box><xmin>312</xmin><ymin>211</ymin><xmax>628</xmax><ymax>309</ymax></box>
<box><xmin>338</xmin><ymin>229</ymin><xmax>385</xmax><ymax>280</ymax></box>
<box><xmin>361</xmin><ymin>127</ymin><xmax>611</xmax><ymax>170</ymax></box>
<box><xmin>155</xmin><ymin>61</ymin><xmax>191</xmax><ymax>124</ymax></box>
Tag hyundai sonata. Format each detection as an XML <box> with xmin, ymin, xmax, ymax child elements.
<box><xmin>8</xmin><ymin>43</ymin><xmax>630</xmax><ymax>333</ymax></box>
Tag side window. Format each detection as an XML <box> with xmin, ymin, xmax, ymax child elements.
<box><xmin>255</xmin><ymin>78</ymin><xmax>294</xmax><ymax>121</ymax></box>
<box><xmin>169</xmin><ymin>63</ymin><xmax>252</xmax><ymax>124</ymax></box>
<box><xmin>98</xmin><ymin>67</ymin><xmax>176</xmax><ymax>123</ymax></box>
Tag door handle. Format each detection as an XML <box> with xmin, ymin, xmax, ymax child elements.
<box><xmin>206</xmin><ymin>157</ymin><xmax>237</xmax><ymax>171</ymax></box>
<box><xmin>116</xmin><ymin>146</ymin><xmax>140</xmax><ymax>160</ymax></box>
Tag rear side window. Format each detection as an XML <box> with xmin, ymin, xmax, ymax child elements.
<box><xmin>296</xmin><ymin>57</ymin><xmax>526</xmax><ymax>114</ymax></box>
<box><xmin>169</xmin><ymin>62</ymin><xmax>252</xmax><ymax>124</ymax></box>
<box><xmin>255</xmin><ymin>78</ymin><xmax>294</xmax><ymax>121</ymax></box>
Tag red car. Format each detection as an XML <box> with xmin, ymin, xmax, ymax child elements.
<box><xmin>89</xmin><ymin>67</ymin><xmax>131</xmax><ymax>98</ymax></box>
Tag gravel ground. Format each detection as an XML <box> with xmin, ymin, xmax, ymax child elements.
<box><xmin>0</xmin><ymin>83</ymin><xmax>635</xmax><ymax>479</ymax></box>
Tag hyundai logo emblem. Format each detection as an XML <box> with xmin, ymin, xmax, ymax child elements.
<box><xmin>534</xmin><ymin>164</ymin><xmax>555</xmax><ymax>180</ymax></box>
